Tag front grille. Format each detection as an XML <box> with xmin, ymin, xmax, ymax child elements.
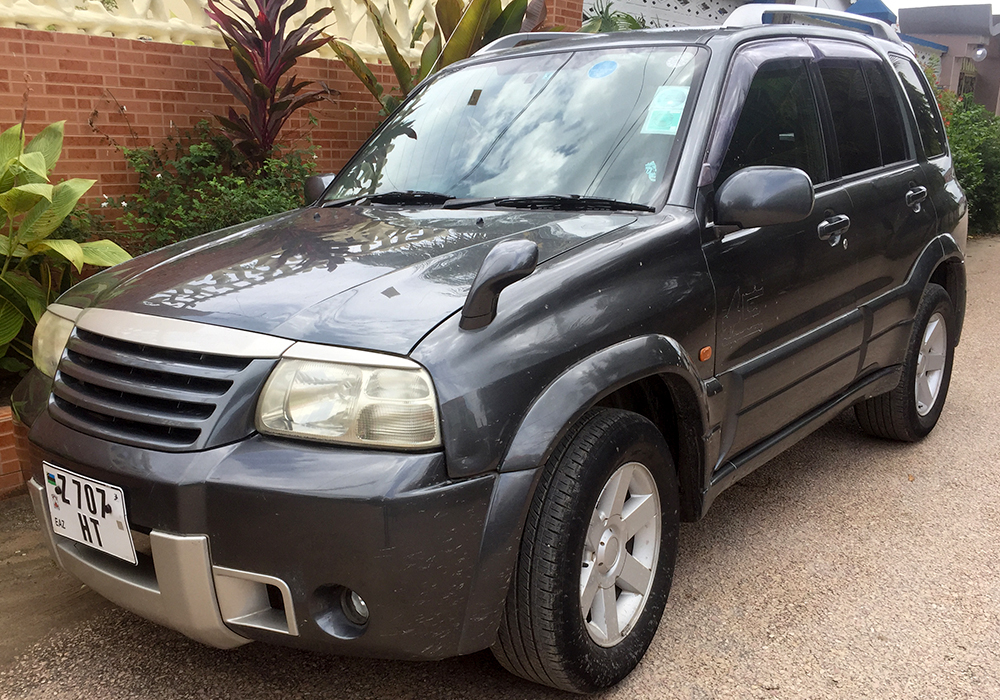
<box><xmin>50</xmin><ymin>327</ymin><xmax>278</xmax><ymax>452</ymax></box>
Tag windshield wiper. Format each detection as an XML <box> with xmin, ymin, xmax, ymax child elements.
<box><xmin>322</xmin><ymin>190</ymin><xmax>455</xmax><ymax>207</ymax></box>
<box><xmin>455</xmin><ymin>195</ymin><xmax>654</xmax><ymax>212</ymax></box>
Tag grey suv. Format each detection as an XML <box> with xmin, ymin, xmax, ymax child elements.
<box><xmin>17</xmin><ymin>6</ymin><xmax>966</xmax><ymax>692</ymax></box>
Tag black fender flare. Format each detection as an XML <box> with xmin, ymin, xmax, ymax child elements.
<box><xmin>933</xmin><ymin>233</ymin><xmax>967</xmax><ymax>343</ymax></box>
<box><xmin>456</xmin><ymin>334</ymin><xmax>710</xmax><ymax>653</ymax></box>
<box><xmin>500</xmin><ymin>334</ymin><xmax>710</xmax><ymax>473</ymax></box>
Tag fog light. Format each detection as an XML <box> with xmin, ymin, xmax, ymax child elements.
<box><xmin>342</xmin><ymin>588</ymin><xmax>369</xmax><ymax>626</ymax></box>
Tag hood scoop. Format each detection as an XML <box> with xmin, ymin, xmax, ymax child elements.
<box><xmin>460</xmin><ymin>240</ymin><xmax>539</xmax><ymax>330</ymax></box>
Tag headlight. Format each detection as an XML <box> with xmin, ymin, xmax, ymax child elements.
<box><xmin>32</xmin><ymin>309</ymin><xmax>76</xmax><ymax>377</ymax></box>
<box><xmin>256</xmin><ymin>355</ymin><xmax>441</xmax><ymax>450</ymax></box>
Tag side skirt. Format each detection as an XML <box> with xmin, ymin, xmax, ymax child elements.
<box><xmin>700</xmin><ymin>365</ymin><xmax>901</xmax><ymax>517</ymax></box>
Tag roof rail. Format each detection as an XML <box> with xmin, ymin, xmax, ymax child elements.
<box><xmin>723</xmin><ymin>3</ymin><xmax>905</xmax><ymax>46</ymax></box>
<box><xmin>475</xmin><ymin>32</ymin><xmax>589</xmax><ymax>56</ymax></box>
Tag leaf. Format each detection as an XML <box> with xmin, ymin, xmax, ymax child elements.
<box><xmin>14</xmin><ymin>196</ymin><xmax>51</xmax><ymax>246</ymax></box>
<box><xmin>416</xmin><ymin>27</ymin><xmax>443</xmax><ymax>82</ymax></box>
<box><xmin>18</xmin><ymin>179</ymin><xmax>94</xmax><ymax>243</ymax></box>
<box><xmin>79</xmin><ymin>240</ymin><xmax>132</xmax><ymax>267</ymax></box>
<box><xmin>0</xmin><ymin>236</ymin><xmax>29</xmax><ymax>257</ymax></box>
<box><xmin>440</xmin><ymin>0</ymin><xmax>496</xmax><ymax>68</ymax></box>
<box><xmin>521</xmin><ymin>0</ymin><xmax>547</xmax><ymax>32</ymax></box>
<box><xmin>0</xmin><ymin>299</ymin><xmax>23</xmax><ymax>347</ymax></box>
<box><xmin>360</xmin><ymin>0</ymin><xmax>413</xmax><ymax>95</ymax></box>
<box><xmin>436</xmin><ymin>0</ymin><xmax>463</xmax><ymax>40</ymax></box>
<box><xmin>484</xmin><ymin>0</ymin><xmax>527</xmax><ymax>45</ymax></box>
<box><xmin>0</xmin><ymin>124</ymin><xmax>23</xmax><ymax>167</ymax></box>
<box><xmin>17</xmin><ymin>152</ymin><xmax>49</xmax><ymax>181</ymax></box>
<box><xmin>31</xmin><ymin>239</ymin><xmax>84</xmax><ymax>272</ymax></box>
<box><xmin>481</xmin><ymin>0</ymin><xmax>504</xmax><ymax>48</ymax></box>
<box><xmin>0</xmin><ymin>183</ymin><xmax>53</xmax><ymax>218</ymax></box>
<box><xmin>330</xmin><ymin>40</ymin><xmax>387</xmax><ymax>105</ymax></box>
<box><xmin>0</xmin><ymin>271</ymin><xmax>45</xmax><ymax>322</ymax></box>
<box><xmin>0</xmin><ymin>356</ymin><xmax>29</xmax><ymax>373</ymax></box>
<box><xmin>24</xmin><ymin>121</ymin><xmax>65</xmax><ymax>173</ymax></box>
<box><xmin>410</xmin><ymin>15</ymin><xmax>426</xmax><ymax>48</ymax></box>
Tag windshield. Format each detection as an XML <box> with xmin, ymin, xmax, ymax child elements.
<box><xmin>325</xmin><ymin>45</ymin><xmax>705</xmax><ymax>208</ymax></box>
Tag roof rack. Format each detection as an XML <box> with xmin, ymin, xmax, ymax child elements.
<box><xmin>723</xmin><ymin>3</ymin><xmax>905</xmax><ymax>46</ymax></box>
<box><xmin>475</xmin><ymin>32</ymin><xmax>589</xmax><ymax>56</ymax></box>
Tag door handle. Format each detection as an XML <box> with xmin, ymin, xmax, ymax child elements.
<box><xmin>906</xmin><ymin>185</ymin><xmax>928</xmax><ymax>210</ymax></box>
<box><xmin>817</xmin><ymin>214</ymin><xmax>850</xmax><ymax>243</ymax></box>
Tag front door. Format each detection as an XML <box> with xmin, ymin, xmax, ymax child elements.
<box><xmin>702</xmin><ymin>48</ymin><xmax>864</xmax><ymax>462</ymax></box>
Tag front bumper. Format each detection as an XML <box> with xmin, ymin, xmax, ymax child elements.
<box><xmin>29</xmin><ymin>479</ymin><xmax>248</xmax><ymax>648</ymax></box>
<box><xmin>22</xmin><ymin>404</ymin><xmax>501</xmax><ymax>660</ymax></box>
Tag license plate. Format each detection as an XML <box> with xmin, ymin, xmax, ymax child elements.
<box><xmin>43</xmin><ymin>462</ymin><xmax>137</xmax><ymax>565</ymax></box>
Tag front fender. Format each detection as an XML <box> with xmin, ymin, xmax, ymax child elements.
<box><xmin>455</xmin><ymin>334</ymin><xmax>710</xmax><ymax>654</ymax></box>
<box><xmin>500</xmin><ymin>334</ymin><xmax>710</xmax><ymax>473</ymax></box>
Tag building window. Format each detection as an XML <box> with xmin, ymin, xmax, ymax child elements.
<box><xmin>957</xmin><ymin>57</ymin><xmax>977</xmax><ymax>97</ymax></box>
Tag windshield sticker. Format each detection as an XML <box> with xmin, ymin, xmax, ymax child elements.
<box><xmin>641</xmin><ymin>85</ymin><xmax>690</xmax><ymax>135</ymax></box>
<box><xmin>645</xmin><ymin>161</ymin><xmax>658</xmax><ymax>182</ymax></box>
<box><xmin>468</xmin><ymin>89</ymin><xmax>482</xmax><ymax>106</ymax></box>
<box><xmin>663</xmin><ymin>53</ymin><xmax>694</xmax><ymax>69</ymax></box>
<box><xmin>588</xmin><ymin>61</ymin><xmax>618</xmax><ymax>79</ymax></box>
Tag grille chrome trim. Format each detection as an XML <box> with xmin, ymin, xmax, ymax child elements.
<box><xmin>75</xmin><ymin>307</ymin><xmax>294</xmax><ymax>357</ymax></box>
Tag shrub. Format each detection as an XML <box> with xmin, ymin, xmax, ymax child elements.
<box><xmin>940</xmin><ymin>94</ymin><xmax>1000</xmax><ymax>235</ymax></box>
<box><xmin>0</xmin><ymin>120</ymin><xmax>130</xmax><ymax>372</ymax></box>
<box><xmin>105</xmin><ymin>121</ymin><xmax>316</xmax><ymax>253</ymax></box>
<box><xmin>205</xmin><ymin>0</ymin><xmax>338</xmax><ymax>169</ymax></box>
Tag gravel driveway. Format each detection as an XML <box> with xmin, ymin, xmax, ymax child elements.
<box><xmin>2</xmin><ymin>238</ymin><xmax>998</xmax><ymax>700</ymax></box>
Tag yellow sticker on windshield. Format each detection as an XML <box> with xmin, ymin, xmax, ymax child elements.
<box><xmin>641</xmin><ymin>86</ymin><xmax>690</xmax><ymax>136</ymax></box>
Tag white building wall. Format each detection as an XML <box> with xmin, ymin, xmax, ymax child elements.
<box><xmin>614</xmin><ymin>0</ymin><xmax>852</xmax><ymax>29</ymax></box>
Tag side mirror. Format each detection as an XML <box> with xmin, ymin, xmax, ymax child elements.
<box><xmin>305</xmin><ymin>174</ymin><xmax>337</xmax><ymax>203</ymax></box>
<box><xmin>715</xmin><ymin>166</ymin><xmax>814</xmax><ymax>229</ymax></box>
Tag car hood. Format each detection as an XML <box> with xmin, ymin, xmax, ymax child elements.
<box><xmin>62</xmin><ymin>206</ymin><xmax>637</xmax><ymax>355</ymax></box>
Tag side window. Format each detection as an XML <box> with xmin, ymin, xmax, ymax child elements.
<box><xmin>862</xmin><ymin>61</ymin><xmax>910</xmax><ymax>165</ymax></box>
<box><xmin>892</xmin><ymin>56</ymin><xmax>946</xmax><ymax>157</ymax></box>
<box><xmin>715</xmin><ymin>59</ymin><xmax>826</xmax><ymax>188</ymax></box>
<box><xmin>817</xmin><ymin>61</ymin><xmax>880</xmax><ymax>176</ymax></box>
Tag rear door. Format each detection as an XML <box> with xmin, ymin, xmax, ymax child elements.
<box><xmin>810</xmin><ymin>43</ymin><xmax>939</xmax><ymax>377</ymax></box>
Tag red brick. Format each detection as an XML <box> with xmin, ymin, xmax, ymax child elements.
<box><xmin>44</xmin><ymin>71</ymin><xmax>103</xmax><ymax>85</ymax></box>
<box><xmin>0</xmin><ymin>472</ymin><xmax>24</xmax><ymax>495</ymax></box>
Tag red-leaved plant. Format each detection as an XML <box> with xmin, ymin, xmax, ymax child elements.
<box><xmin>205</xmin><ymin>0</ymin><xmax>339</xmax><ymax>167</ymax></box>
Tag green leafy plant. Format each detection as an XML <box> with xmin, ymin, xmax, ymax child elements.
<box><xmin>942</xmin><ymin>94</ymin><xmax>1000</xmax><ymax>234</ymax></box>
<box><xmin>0</xmin><ymin>120</ymin><xmax>130</xmax><ymax>371</ymax></box>
<box><xmin>106</xmin><ymin>121</ymin><xmax>317</xmax><ymax>253</ymax></box>
<box><xmin>331</xmin><ymin>0</ymin><xmax>547</xmax><ymax>116</ymax></box>
<box><xmin>581</xmin><ymin>1</ymin><xmax>647</xmax><ymax>32</ymax></box>
<box><xmin>205</xmin><ymin>0</ymin><xmax>339</xmax><ymax>168</ymax></box>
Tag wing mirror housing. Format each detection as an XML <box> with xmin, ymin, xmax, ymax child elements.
<box><xmin>305</xmin><ymin>174</ymin><xmax>337</xmax><ymax>203</ymax></box>
<box><xmin>715</xmin><ymin>166</ymin><xmax>815</xmax><ymax>229</ymax></box>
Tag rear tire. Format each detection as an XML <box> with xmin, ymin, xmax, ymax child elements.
<box><xmin>491</xmin><ymin>408</ymin><xmax>679</xmax><ymax>693</ymax></box>
<box><xmin>855</xmin><ymin>283</ymin><xmax>955</xmax><ymax>441</ymax></box>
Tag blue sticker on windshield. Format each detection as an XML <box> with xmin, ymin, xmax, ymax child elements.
<box><xmin>588</xmin><ymin>61</ymin><xmax>618</xmax><ymax>79</ymax></box>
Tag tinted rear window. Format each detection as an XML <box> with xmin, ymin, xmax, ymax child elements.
<box><xmin>892</xmin><ymin>56</ymin><xmax>946</xmax><ymax>157</ymax></box>
<box><xmin>818</xmin><ymin>62</ymin><xmax>880</xmax><ymax>176</ymax></box>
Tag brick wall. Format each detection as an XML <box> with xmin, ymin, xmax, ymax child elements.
<box><xmin>0</xmin><ymin>408</ymin><xmax>24</xmax><ymax>498</ymax></box>
<box><xmin>0</xmin><ymin>27</ymin><xmax>402</xmax><ymax>203</ymax></box>
<box><xmin>0</xmin><ymin>1</ymin><xmax>583</xmax><ymax>207</ymax></box>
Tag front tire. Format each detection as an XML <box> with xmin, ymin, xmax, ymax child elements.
<box><xmin>491</xmin><ymin>408</ymin><xmax>679</xmax><ymax>693</ymax></box>
<box><xmin>855</xmin><ymin>283</ymin><xmax>955</xmax><ymax>441</ymax></box>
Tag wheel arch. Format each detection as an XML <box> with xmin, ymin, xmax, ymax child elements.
<box><xmin>456</xmin><ymin>335</ymin><xmax>711</xmax><ymax>655</ymax></box>
<box><xmin>928</xmin><ymin>247</ymin><xmax>966</xmax><ymax>345</ymax></box>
